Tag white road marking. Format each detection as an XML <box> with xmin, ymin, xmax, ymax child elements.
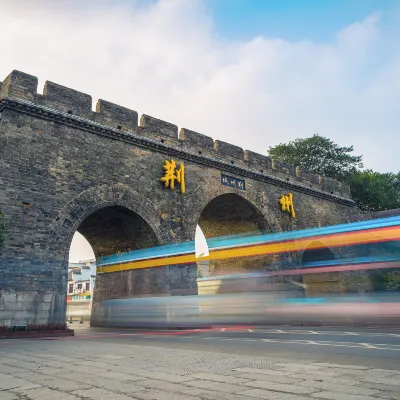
<box><xmin>247</xmin><ymin>329</ymin><xmax>254</xmax><ymax>332</ymax></box>
<box><xmin>360</xmin><ymin>343</ymin><xmax>380</xmax><ymax>349</ymax></box>
<box><xmin>187</xmin><ymin>336</ymin><xmax>400</xmax><ymax>351</ymax></box>
<box><xmin>254</xmin><ymin>329</ymin><xmax>399</xmax><ymax>338</ymax></box>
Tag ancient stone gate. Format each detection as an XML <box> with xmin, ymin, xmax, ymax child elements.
<box><xmin>0</xmin><ymin>70</ymin><xmax>356</xmax><ymax>325</ymax></box>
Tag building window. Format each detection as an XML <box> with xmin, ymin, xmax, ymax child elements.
<box><xmin>85</xmin><ymin>282</ymin><xmax>90</xmax><ymax>292</ymax></box>
<box><xmin>68</xmin><ymin>283</ymin><xmax>74</xmax><ymax>294</ymax></box>
<box><xmin>77</xmin><ymin>283</ymin><xmax>82</xmax><ymax>290</ymax></box>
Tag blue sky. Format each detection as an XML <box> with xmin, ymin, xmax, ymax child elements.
<box><xmin>207</xmin><ymin>0</ymin><xmax>399</xmax><ymax>42</ymax></box>
<box><xmin>1</xmin><ymin>0</ymin><xmax>400</xmax><ymax>260</ymax></box>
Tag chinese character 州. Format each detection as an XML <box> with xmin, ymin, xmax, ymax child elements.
<box><xmin>160</xmin><ymin>160</ymin><xmax>185</xmax><ymax>194</ymax></box>
<box><xmin>279</xmin><ymin>192</ymin><xmax>295</xmax><ymax>218</ymax></box>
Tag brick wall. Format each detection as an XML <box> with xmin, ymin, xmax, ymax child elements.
<box><xmin>0</xmin><ymin>70</ymin><xmax>358</xmax><ymax>326</ymax></box>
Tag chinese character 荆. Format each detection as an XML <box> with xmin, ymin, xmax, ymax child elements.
<box><xmin>279</xmin><ymin>192</ymin><xmax>295</xmax><ymax>218</ymax></box>
<box><xmin>160</xmin><ymin>160</ymin><xmax>185</xmax><ymax>194</ymax></box>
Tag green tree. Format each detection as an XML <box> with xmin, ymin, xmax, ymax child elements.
<box><xmin>268</xmin><ymin>134</ymin><xmax>400</xmax><ymax>212</ymax></box>
<box><xmin>383</xmin><ymin>269</ymin><xmax>400</xmax><ymax>291</ymax></box>
<box><xmin>348</xmin><ymin>170</ymin><xmax>400</xmax><ymax>212</ymax></box>
<box><xmin>268</xmin><ymin>134</ymin><xmax>363</xmax><ymax>181</ymax></box>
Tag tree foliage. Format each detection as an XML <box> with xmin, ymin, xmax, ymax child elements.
<box><xmin>347</xmin><ymin>170</ymin><xmax>400</xmax><ymax>213</ymax></box>
<box><xmin>268</xmin><ymin>134</ymin><xmax>363</xmax><ymax>181</ymax></box>
<box><xmin>383</xmin><ymin>269</ymin><xmax>400</xmax><ymax>291</ymax></box>
<box><xmin>268</xmin><ymin>134</ymin><xmax>400</xmax><ymax>213</ymax></box>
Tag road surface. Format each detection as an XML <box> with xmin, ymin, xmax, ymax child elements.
<box><xmin>0</xmin><ymin>324</ymin><xmax>399</xmax><ymax>399</ymax></box>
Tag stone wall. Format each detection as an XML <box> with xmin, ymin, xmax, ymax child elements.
<box><xmin>0</xmin><ymin>70</ymin><xmax>358</xmax><ymax>326</ymax></box>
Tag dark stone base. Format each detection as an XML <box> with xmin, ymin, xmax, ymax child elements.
<box><xmin>0</xmin><ymin>329</ymin><xmax>74</xmax><ymax>339</ymax></box>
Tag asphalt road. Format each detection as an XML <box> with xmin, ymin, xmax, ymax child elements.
<box><xmin>69</xmin><ymin>323</ymin><xmax>400</xmax><ymax>370</ymax></box>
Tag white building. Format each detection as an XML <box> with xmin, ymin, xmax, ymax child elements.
<box><xmin>67</xmin><ymin>259</ymin><xmax>96</xmax><ymax>298</ymax></box>
<box><xmin>67</xmin><ymin>259</ymin><xmax>96</xmax><ymax>322</ymax></box>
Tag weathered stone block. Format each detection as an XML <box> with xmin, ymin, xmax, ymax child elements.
<box><xmin>179</xmin><ymin>128</ymin><xmax>214</xmax><ymax>151</ymax></box>
<box><xmin>321</xmin><ymin>176</ymin><xmax>340</xmax><ymax>194</ymax></box>
<box><xmin>42</xmin><ymin>81</ymin><xmax>92</xmax><ymax>116</ymax></box>
<box><xmin>271</xmin><ymin>159</ymin><xmax>296</xmax><ymax>176</ymax></box>
<box><xmin>244</xmin><ymin>150</ymin><xmax>272</xmax><ymax>171</ymax></box>
<box><xmin>94</xmin><ymin>99</ymin><xmax>138</xmax><ymax>132</ymax></box>
<box><xmin>0</xmin><ymin>70</ymin><xmax>38</xmax><ymax>101</ymax></box>
<box><xmin>214</xmin><ymin>140</ymin><xmax>244</xmax><ymax>160</ymax></box>
<box><xmin>140</xmin><ymin>114</ymin><xmax>178</xmax><ymax>138</ymax></box>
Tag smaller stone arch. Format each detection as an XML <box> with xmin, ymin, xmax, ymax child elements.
<box><xmin>183</xmin><ymin>183</ymin><xmax>279</xmax><ymax>241</ymax></box>
<box><xmin>301</xmin><ymin>240</ymin><xmax>336</xmax><ymax>265</ymax></box>
<box><xmin>301</xmin><ymin>240</ymin><xmax>338</xmax><ymax>296</ymax></box>
<box><xmin>184</xmin><ymin>185</ymin><xmax>279</xmax><ymax>278</ymax></box>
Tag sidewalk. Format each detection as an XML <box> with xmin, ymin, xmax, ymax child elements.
<box><xmin>0</xmin><ymin>336</ymin><xmax>399</xmax><ymax>400</ymax></box>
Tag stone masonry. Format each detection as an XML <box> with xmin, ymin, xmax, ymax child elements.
<box><xmin>0</xmin><ymin>70</ymin><xmax>357</xmax><ymax>326</ymax></box>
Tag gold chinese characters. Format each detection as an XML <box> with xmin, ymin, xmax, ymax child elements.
<box><xmin>279</xmin><ymin>192</ymin><xmax>295</xmax><ymax>218</ymax></box>
<box><xmin>160</xmin><ymin>160</ymin><xmax>185</xmax><ymax>194</ymax></box>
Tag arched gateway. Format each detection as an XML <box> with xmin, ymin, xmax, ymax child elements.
<box><xmin>0</xmin><ymin>70</ymin><xmax>357</xmax><ymax>325</ymax></box>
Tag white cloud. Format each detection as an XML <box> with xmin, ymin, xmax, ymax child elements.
<box><xmin>1</xmin><ymin>0</ymin><xmax>399</xmax><ymax>260</ymax></box>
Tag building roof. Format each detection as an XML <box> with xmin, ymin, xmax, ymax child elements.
<box><xmin>68</xmin><ymin>260</ymin><xmax>96</xmax><ymax>282</ymax></box>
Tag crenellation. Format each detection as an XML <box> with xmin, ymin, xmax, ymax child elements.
<box><xmin>94</xmin><ymin>99</ymin><xmax>138</xmax><ymax>132</ymax></box>
<box><xmin>140</xmin><ymin>114</ymin><xmax>178</xmax><ymax>139</ymax></box>
<box><xmin>340</xmin><ymin>182</ymin><xmax>351</xmax><ymax>197</ymax></box>
<box><xmin>320</xmin><ymin>176</ymin><xmax>340</xmax><ymax>195</ymax></box>
<box><xmin>271</xmin><ymin>159</ymin><xmax>296</xmax><ymax>177</ymax></box>
<box><xmin>244</xmin><ymin>150</ymin><xmax>272</xmax><ymax>171</ymax></box>
<box><xmin>0</xmin><ymin>69</ymin><xmax>351</xmax><ymax>199</ymax></box>
<box><xmin>214</xmin><ymin>140</ymin><xmax>244</xmax><ymax>161</ymax></box>
<box><xmin>0</xmin><ymin>70</ymin><xmax>38</xmax><ymax>102</ymax></box>
<box><xmin>179</xmin><ymin>128</ymin><xmax>214</xmax><ymax>152</ymax></box>
<box><xmin>42</xmin><ymin>81</ymin><xmax>92</xmax><ymax>116</ymax></box>
<box><xmin>296</xmin><ymin>168</ymin><xmax>321</xmax><ymax>186</ymax></box>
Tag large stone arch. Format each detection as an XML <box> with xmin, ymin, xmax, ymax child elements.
<box><xmin>183</xmin><ymin>183</ymin><xmax>280</xmax><ymax>241</ymax></box>
<box><xmin>48</xmin><ymin>184</ymin><xmax>169</xmax><ymax>265</ymax></box>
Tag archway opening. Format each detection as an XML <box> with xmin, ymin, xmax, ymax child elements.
<box><xmin>67</xmin><ymin>205</ymin><xmax>161</xmax><ymax>322</ymax></box>
<box><xmin>198</xmin><ymin>193</ymin><xmax>269</xmax><ymax>239</ymax></box>
<box><xmin>77</xmin><ymin>206</ymin><xmax>159</xmax><ymax>258</ymax></box>
<box><xmin>196</xmin><ymin>193</ymin><xmax>271</xmax><ymax>284</ymax></box>
<box><xmin>301</xmin><ymin>241</ymin><xmax>337</xmax><ymax>296</ymax></box>
<box><xmin>302</xmin><ymin>242</ymin><xmax>335</xmax><ymax>265</ymax></box>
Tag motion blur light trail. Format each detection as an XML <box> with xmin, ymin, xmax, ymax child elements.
<box><xmin>97</xmin><ymin>216</ymin><xmax>400</xmax><ymax>274</ymax></box>
<box><xmin>92</xmin><ymin>216</ymin><xmax>400</xmax><ymax>328</ymax></box>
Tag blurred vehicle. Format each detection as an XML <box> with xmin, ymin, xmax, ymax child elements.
<box><xmin>92</xmin><ymin>216</ymin><xmax>400</xmax><ymax>327</ymax></box>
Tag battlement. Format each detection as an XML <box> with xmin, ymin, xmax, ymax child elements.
<box><xmin>0</xmin><ymin>70</ymin><xmax>351</xmax><ymax>199</ymax></box>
